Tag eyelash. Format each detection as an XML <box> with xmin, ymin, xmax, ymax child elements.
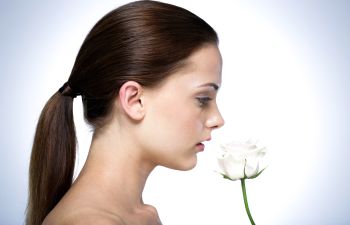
<box><xmin>196</xmin><ymin>97</ymin><xmax>212</xmax><ymax>107</ymax></box>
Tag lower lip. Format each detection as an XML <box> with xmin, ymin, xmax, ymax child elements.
<box><xmin>196</xmin><ymin>143</ymin><xmax>205</xmax><ymax>152</ymax></box>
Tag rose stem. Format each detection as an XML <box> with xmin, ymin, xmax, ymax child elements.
<box><xmin>241</xmin><ymin>179</ymin><xmax>256</xmax><ymax>225</ymax></box>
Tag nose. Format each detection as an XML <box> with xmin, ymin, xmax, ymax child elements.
<box><xmin>205</xmin><ymin>107</ymin><xmax>225</xmax><ymax>129</ymax></box>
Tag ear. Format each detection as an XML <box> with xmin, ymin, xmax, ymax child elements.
<box><xmin>118</xmin><ymin>81</ymin><xmax>145</xmax><ymax>121</ymax></box>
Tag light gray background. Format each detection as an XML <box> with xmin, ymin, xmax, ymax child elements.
<box><xmin>1</xmin><ymin>0</ymin><xmax>349</xmax><ymax>225</ymax></box>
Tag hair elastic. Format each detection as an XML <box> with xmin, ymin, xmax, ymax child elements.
<box><xmin>58</xmin><ymin>82</ymin><xmax>80</xmax><ymax>98</ymax></box>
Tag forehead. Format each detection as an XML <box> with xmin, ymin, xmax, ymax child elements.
<box><xmin>144</xmin><ymin>44</ymin><xmax>223</xmax><ymax>98</ymax></box>
<box><xmin>184</xmin><ymin>44</ymin><xmax>222</xmax><ymax>75</ymax></box>
<box><xmin>165</xmin><ymin>44</ymin><xmax>223</xmax><ymax>88</ymax></box>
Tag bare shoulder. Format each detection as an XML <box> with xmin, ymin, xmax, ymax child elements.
<box><xmin>44</xmin><ymin>207</ymin><xmax>126</xmax><ymax>225</ymax></box>
<box><xmin>67</xmin><ymin>215</ymin><xmax>125</xmax><ymax>225</ymax></box>
<box><xmin>68</xmin><ymin>209</ymin><xmax>126</xmax><ymax>225</ymax></box>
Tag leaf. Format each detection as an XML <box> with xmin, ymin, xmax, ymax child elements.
<box><xmin>222</xmin><ymin>173</ymin><xmax>234</xmax><ymax>181</ymax></box>
<box><xmin>248</xmin><ymin>167</ymin><xmax>267</xmax><ymax>179</ymax></box>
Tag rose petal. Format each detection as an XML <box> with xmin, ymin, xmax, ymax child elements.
<box><xmin>245</xmin><ymin>161</ymin><xmax>259</xmax><ymax>177</ymax></box>
<box><xmin>218</xmin><ymin>155</ymin><xmax>245</xmax><ymax>180</ymax></box>
<box><xmin>218</xmin><ymin>139</ymin><xmax>268</xmax><ymax>180</ymax></box>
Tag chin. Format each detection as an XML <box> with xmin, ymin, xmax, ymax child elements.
<box><xmin>170</xmin><ymin>157</ymin><xmax>198</xmax><ymax>171</ymax></box>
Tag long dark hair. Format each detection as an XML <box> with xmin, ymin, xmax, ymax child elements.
<box><xmin>26</xmin><ymin>1</ymin><xmax>218</xmax><ymax>225</ymax></box>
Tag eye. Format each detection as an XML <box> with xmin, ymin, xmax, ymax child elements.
<box><xmin>196</xmin><ymin>97</ymin><xmax>212</xmax><ymax>107</ymax></box>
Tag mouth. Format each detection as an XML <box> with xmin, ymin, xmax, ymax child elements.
<box><xmin>195</xmin><ymin>137</ymin><xmax>211</xmax><ymax>152</ymax></box>
<box><xmin>195</xmin><ymin>142</ymin><xmax>205</xmax><ymax>152</ymax></box>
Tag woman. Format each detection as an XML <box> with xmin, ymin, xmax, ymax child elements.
<box><xmin>26</xmin><ymin>1</ymin><xmax>224</xmax><ymax>224</ymax></box>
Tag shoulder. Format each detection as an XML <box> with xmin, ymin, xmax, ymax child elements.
<box><xmin>66</xmin><ymin>216</ymin><xmax>126</xmax><ymax>225</ymax></box>
<box><xmin>44</xmin><ymin>207</ymin><xmax>126</xmax><ymax>225</ymax></box>
<box><xmin>67</xmin><ymin>210</ymin><xmax>126</xmax><ymax>225</ymax></box>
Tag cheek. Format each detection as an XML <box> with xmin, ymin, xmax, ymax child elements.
<box><xmin>139</xmin><ymin>98</ymin><xmax>204</xmax><ymax>168</ymax></box>
<box><xmin>159</xmin><ymin>101</ymin><xmax>203</xmax><ymax>141</ymax></box>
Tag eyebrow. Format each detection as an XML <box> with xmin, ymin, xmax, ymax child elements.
<box><xmin>198</xmin><ymin>82</ymin><xmax>220</xmax><ymax>91</ymax></box>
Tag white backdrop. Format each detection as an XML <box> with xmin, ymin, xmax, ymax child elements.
<box><xmin>1</xmin><ymin>0</ymin><xmax>350</xmax><ymax>224</ymax></box>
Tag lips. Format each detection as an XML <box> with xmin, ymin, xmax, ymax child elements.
<box><xmin>196</xmin><ymin>137</ymin><xmax>211</xmax><ymax>151</ymax></box>
<box><xmin>201</xmin><ymin>137</ymin><xmax>211</xmax><ymax>142</ymax></box>
<box><xmin>196</xmin><ymin>143</ymin><xmax>205</xmax><ymax>151</ymax></box>
<box><xmin>195</xmin><ymin>137</ymin><xmax>211</xmax><ymax>151</ymax></box>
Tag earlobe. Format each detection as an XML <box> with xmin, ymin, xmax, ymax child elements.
<box><xmin>118</xmin><ymin>81</ymin><xmax>145</xmax><ymax>120</ymax></box>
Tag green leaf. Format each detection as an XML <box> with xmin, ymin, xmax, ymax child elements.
<box><xmin>248</xmin><ymin>167</ymin><xmax>267</xmax><ymax>179</ymax></box>
<box><xmin>222</xmin><ymin>173</ymin><xmax>234</xmax><ymax>181</ymax></box>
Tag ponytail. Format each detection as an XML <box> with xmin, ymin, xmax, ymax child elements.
<box><xmin>25</xmin><ymin>1</ymin><xmax>220</xmax><ymax>224</ymax></box>
<box><xmin>26</xmin><ymin>92</ymin><xmax>77</xmax><ymax>225</ymax></box>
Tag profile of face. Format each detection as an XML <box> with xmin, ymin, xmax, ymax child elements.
<box><xmin>133</xmin><ymin>44</ymin><xmax>225</xmax><ymax>170</ymax></box>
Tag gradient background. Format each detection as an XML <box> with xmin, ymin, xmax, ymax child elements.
<box><xmin>1</xmin><ymin>0</ymin><xmax>349</xmax><ymax>224</ymax></box>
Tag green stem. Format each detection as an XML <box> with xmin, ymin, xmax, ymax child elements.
<box><xmin>241</xmin><ymin>179</ymin><xmax>256</xmax><ymax>225</ymax></box>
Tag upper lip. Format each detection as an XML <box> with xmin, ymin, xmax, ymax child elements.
<box><xmin>197</xmin><ymin>137</ymin><xmax>211</xmax><ymax>145</ymax></box>
<box><xmin>202</xmin><ymin>137</ymin><xmax>211</xmax><ymax>142</ymax></box>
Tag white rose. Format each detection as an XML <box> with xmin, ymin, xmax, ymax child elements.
<box><xmin>217</xmin><ymin>139</ymin><xmax>267</xmax><ymax>181</ymax></box>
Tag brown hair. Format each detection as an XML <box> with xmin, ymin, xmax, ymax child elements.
<box><xmin>26</xmin><ymin>1</ymin><xmax>218</xmax><ymax>225</ymax></box>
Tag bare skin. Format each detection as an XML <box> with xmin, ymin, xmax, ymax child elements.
<box><xmin>42</xmin><ymin>128</ymin><xmax>162</xmax><ymax>225</ymax></box>
<box><xmin>42</xmin><ymin>44</ymin><xmax>223</xmax><ymax>225</ymax></box>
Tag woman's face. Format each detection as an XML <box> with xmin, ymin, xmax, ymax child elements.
<box><xmin>139</xmin><ymin>44</ymin><xmax>225</xmax><ymax>170</ymax></box>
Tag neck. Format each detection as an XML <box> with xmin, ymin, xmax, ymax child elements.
<box><xmin>72</xmin><ymin>126</ymin><xmax>156</xmax><ymax>212</ymax></box>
